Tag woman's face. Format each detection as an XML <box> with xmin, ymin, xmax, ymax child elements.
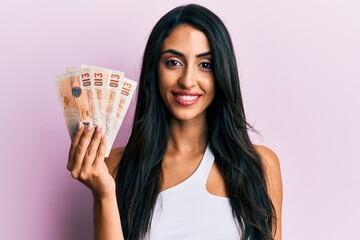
<box><xmin>158</xmin><ymin>24</ymin><xmax>215</xmax><ymax>122</ymax></box>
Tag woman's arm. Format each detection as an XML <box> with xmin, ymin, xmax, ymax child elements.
<box><xmin>93</xmin><ymin>193</ymin><xmax>123</xmax><ymax>240</ymax></box>
<box><xmin>255</xmin><ymin>145</ymin><xmax>283</xmax><ymax>240</ymax></box>
<box><xmin>67</xmin><ymin>122</ymin><xmax>124</xmax><ymax>240</ymax></box>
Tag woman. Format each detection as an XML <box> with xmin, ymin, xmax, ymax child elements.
<box><xmin>67</xmin><ymin>4</ymin><xmax>282</xmax><ymax>240</ymax></box>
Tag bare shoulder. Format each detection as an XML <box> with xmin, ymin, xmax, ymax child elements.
<box><xmin>254</xmin><ymin>145</ymin><xmax>280</xmax><ymax>171</ymax></box>
<box><xmin>105</xmin><ymin>146</ymin><xmax>126</xmax><ymax>180</ymax></box>
<box><xmin>254</xmin><ymin>145</ymin><xmax>283</xmax><ymax>239</ymax></box>
<box><xmin>253</xmin><ymin>145</ymin><xmax>282</xmax><ymax>190</ymax></box>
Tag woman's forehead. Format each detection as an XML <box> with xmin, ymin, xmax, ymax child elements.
<box><xmin>161</xmin><ymin>25</ymin><xmax>211</xmax><ymax>55</ymax></box>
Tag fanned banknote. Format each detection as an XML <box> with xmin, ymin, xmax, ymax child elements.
<box><xmin>55</xmin><ymin>65</ymin><xmax>137</xmax><ymax>157</ymax></box>
<box><xmin>108</xmin><ymin>77</ymin><xmax>137</xmax><ymax>149</ymax></box>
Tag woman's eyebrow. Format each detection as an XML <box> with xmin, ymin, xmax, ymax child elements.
<box><xmin>161</xmin><ymin>49</ymin><xmax>184</xmax><ymax>57</ymax></box>
<box><xmin>196</xmin><ymin>51</ymin><xmax>211</xmax><ymax>58</ymax></box>
<box><xmin>161</xmin><ymin>49</ymin><xmax>212</xmax><ymax>58</ymax></box>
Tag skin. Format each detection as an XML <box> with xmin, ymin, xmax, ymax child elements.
<box><xmin>157</xmin><ymin>24</ymin><xmax>216</xmax><ymax>192</ymax></box>
<box><xmin>67</xmin><ymin>24</ymin><xmax>283</xmax><ymax>240</ymax></box>
<box><xmin>68</xmin><ymin>122</ymin><xmax>123</xmax><ymax>240</ymax></box>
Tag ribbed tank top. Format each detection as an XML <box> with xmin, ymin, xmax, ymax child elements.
<box><xmin>145</xmin><ymin>145</ymin><xmax>241</xmax><ymax>239</ymax></box>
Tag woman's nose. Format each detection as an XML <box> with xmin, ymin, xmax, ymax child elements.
<box><xmin>178</xmin><ymin>66</ymin><xmax>196</xmax><ymax>89</ymax></box>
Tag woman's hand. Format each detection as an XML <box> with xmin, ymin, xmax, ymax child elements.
<box><xmin>67</xmin><ymin>122</ymin><xmax>115</xmax><ymax>199</ymax></box>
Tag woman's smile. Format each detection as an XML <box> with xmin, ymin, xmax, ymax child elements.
<box><xmin>172</xmin><ymin>91</ymin><xmax>202</xmax><ymax>106</ymax></box>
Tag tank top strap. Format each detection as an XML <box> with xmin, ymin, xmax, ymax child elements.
<box><xmin>198</xmin><ymin>144</ymin><xmax>215</xmax><ymax>185</ymax></box>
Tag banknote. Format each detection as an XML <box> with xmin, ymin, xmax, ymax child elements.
<box><xmin>78</xmin><ymin>68</ymin><xmax>101</xmax><ymax>126</ymax></box>
<box><xmin>64</xmin><ymin>68</ymin><xmax>101</xmax><ymax>126</ymax></box>
<box><xmin>108</xmin><ymin>77</ymin><xmax>138</xmax><ymax>149</ymax></box>
<box><xmin>55</xmin><ymin>73</ymin><xmax>94</xmax><ymax>138</ymax></box>
<box><xmin>65</xmin><ymin>67</ymin><xmax>78</xmax><ymax>73</ymax></box>
<box><xmin>81</xmin><ymin>65</ymin><xmax>111</xmax><ymax>127</ymax></box>
<box><xmin>91</xmin><ymin>68</ymin><xmax>107</xmax><ymax>124</ymax></box>
<box><xmin>55</xmin><ymin>65</ymin><xmax>136</xmax><ymax>157</ymax></box>
<box><xmin>103</xmin><ymin>69</ymin><xmax>126</xmax><ymax>156</ymax></box>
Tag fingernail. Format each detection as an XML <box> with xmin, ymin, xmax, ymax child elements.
<box><xmin>87</xmin><ymin>122</ymin><xmax>93</xmax><ymax>131</ymax></box>
<box><xmin>77</xmin><ymin>122</ymin><xmax>83</xmax><ymax>130</ymax></box>
<box><xmin>101</xmin><ymin>129</ymin><xmax>106</xmax><ymax>137</ymax></box>
<box><xmin>96</xmin><ymin>125</ymin><xmax>102</xmax><ymax>132</ymax></box>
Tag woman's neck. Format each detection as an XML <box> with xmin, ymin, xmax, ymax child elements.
<box><xmin>166</xmin><ymin>116</ymin><xmax>208</xmax><ymax>155</ymax></box>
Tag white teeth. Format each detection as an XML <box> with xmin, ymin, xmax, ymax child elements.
<box><xmin>177</xmin><ymin>95</ymin><xmax>199</xmax><ymax>101</ymax></box>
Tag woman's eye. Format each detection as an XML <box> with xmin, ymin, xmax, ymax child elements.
<box><xmin>165</xmin><ymin>60</ymin><xmax>181</xmax><ymax>67</ymax></box>
<box><xmin>200</xmin><ymin>62</ymin><xmax>213</xmax><ymax>70</ymax></box>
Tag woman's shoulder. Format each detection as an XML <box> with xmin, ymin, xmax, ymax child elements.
<box><xmin>252</xmin><ymin>144</ymin><xmax>282</xmax><ymax>196</ymax></box>
<box><xmin>105</xmin><ymin>146</ymin><xmax>126</xmax><ymax>180</ymax></box>
<box><xmin>253</xmin><ymin>145</ymin><xmax>283</xmax><ymax>239</ymax></box>
<box><xmin>253</xmin><ymin>145</ymin><xmax>280</xmax><ymax>169</ymax></box>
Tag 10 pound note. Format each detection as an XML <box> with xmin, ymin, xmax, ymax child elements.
<box><xmin>55</xmin><ymin>65</ymin><xmax>137</xmax><ymax>157</ymax></box>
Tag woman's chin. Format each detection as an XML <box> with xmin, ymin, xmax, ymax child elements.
<box><xmin>169</xmin><ymin>110</ymin><xmax>207</xmax><ymax>123</ymax></box>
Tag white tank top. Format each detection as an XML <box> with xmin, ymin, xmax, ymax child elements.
<box><xmin>145</xmin><ymin>145</ymin><xmax>241</xmax><ymax>239</ymax></box>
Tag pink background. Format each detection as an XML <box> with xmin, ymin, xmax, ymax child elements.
<box><xmin>1</xmin><ymin>0</ymin><xmax>359</xmax><ymax>239</ymax></box>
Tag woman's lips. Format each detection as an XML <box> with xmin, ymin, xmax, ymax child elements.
<box><xmin>172</xmin><ymin>92</ymin><xmax>201</xmax><ymax>106</ymax></box>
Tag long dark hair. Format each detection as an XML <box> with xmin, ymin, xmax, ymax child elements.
<box><xmin>116</xmin><ymin>4</ymin><xmax>276</xmax><ymax>240</ymax></box>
